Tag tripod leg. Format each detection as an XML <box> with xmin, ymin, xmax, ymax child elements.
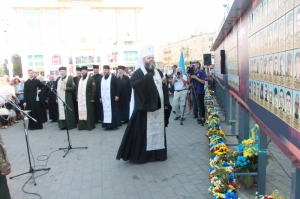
<box><xmin>9</xmin><ymin>171</ymin><xmax>31</xmax><ymax>179</ymax></box>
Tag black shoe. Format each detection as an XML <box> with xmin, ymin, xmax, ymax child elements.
<box><xmin>180</xmin><ymin>118</ymin><xmax>185</xmax><ymax>121</ymax></box>
<box><xmin>174</xmin><ymin>116</ymin><xmax>180</xmax><ymax>120</ymax></box>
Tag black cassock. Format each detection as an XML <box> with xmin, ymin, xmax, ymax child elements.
<box><xmin>100</xmin><ymin>75</ymin><xmax>121</xmax><ymax>130</ymax></box>
<box><xmin>92</xmin><ymin>73</ymin><xmax>103</xmax><ymax>122</ymax></box>
<box><xmin>46</xmin><ymin>81</ymin><xmax>58</xmax><ymax>122</ymax></box>
<box><xmin>116</xmin><ymin>68</ymin><xmax>172</xmax><ymax>163</ymax></box>
<box><xmin>72</xmin><ymin>76</ymin><xmax>80</xmax><ymax>124</ymax></box>
<box><xmin>38</xmin><ymin>81</ymin><xmax>48</xmax><ymax>123</ymax></box>
<box><xmin>117</xmin><ymin>75</ymin><xmax>132</xmax><ymax>123</ymax></box>
<box><xmin>24</xmin><ymin>79</ymin><xmax>45</xmax><ymax>130</ymax></box>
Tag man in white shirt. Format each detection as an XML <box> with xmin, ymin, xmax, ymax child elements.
<box><xmin>172</xmin><ymin>68</ymin><xmax>188</xmax><ymax>121</ymax></box>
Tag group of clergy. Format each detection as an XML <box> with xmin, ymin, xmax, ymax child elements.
<box><xmin>26</xmin><ymin>65</ymin><xmax>132</xmax><ymax>131</ymax></box>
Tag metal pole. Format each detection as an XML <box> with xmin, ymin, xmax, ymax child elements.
<box><xmin>257</xmin><ymin>128</ymin><xmax>267</xmax><ymax>195</ymax></box>
<box><xmin>291</xmin><ymin>165</ymin><xmax>300</xmax><ymax>199</ymax></box>
<box><xmin>237</xmin><ymin>105</ymin><xmax>249</xmax><ymax>143</ymax></box>
<box><xmin>225</xmin><ymin>91</ymin><xmax>230</xmax><ymax>125</ymax></box>
<box><xmin>231</xmin><ymin>96</ymin><xmax>236</xmax><ymax>135</ymax></box>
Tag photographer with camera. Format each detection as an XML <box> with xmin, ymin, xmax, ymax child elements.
<box><xmin>171</xmin><ymin>68</ymin><xmax>188</xmax><ymax>121</ymax></box>
<box><xmin>190</xmin><ymin>63</ymin><xmax>206</xmax><ymax>126</ymax></box>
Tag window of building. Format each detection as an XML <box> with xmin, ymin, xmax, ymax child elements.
<box><xmin>124</xmin><ymin>51</ymin><xmax>138</xmax><ymax>62</ymax></box>
<box><xmin>75</xmin><ymin>56</ymin><xmax>94</xmax><ymax>64</ymax></box>
<box><xmin>52</xmin><ymin>55</ymin><xmax>62</xmax><ymax>65</ymax></box>
<box><xmin>108</xmin><ymin>52</ymin><xmax>118</xmax><ymax>63</ymax></box>
<box><xmin>68</xmin><ymin>57</ymin><xmax>73</xmax><ymax>64</ymax></box>
<box><xmin>28</xmin><ymin>55</ymin><xmax>44</xmax><ymax>67</ymax></box>
<box><xmin>124</xmin><ymin>41</ymin><xmax>134</xmax><ymax>45</ymax></box>
<box><xmin>209</xmin><ymin>37</ymin><xmax>213</xmax><ymax>41</ymax></box>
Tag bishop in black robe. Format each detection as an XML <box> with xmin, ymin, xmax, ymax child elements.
<box><xmin>100</xmin><ymin>65</ymin><xmax>121</xmax><ymax>130</ymax></box>
<box><xmin>117</xmin><ymin>65</ymin><xmax>132</xmax><ymax>124</ymax></box>
<box><xmin>92</xmin><ymin>65</ymin><xmax>103</xmax><ymax>123</ymax></box>
<box><xmin>116</xmin><ymin>67</ymin><xmax>171</xmax><ymax>163</ymax></box>
<box><xmin>46</xmin><ymin>78</ymin><xmax>58</xmax><ymax>122</ymax></box>
<box><xmin>23</xmin><ymin>71</ymin><xmax>45</xmax><ymax>130</ymax></box>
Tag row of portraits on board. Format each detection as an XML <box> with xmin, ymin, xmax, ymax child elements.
<box><xmin>248</xmin><ymin>0</ymin><xmax>299</xmax><ymax>37</ymax></box>
<box><xmin>249</xmin><ymin>79</ymin><xmax>300</xmax><ymax>132</ymax></box>
<box><xmin>249</xmin><ymin>50</ymin><xmax>300</xmax><ymax>89</ymax></box>
<box><xmin>228</xmin><ymin>74</ymin><xmax>240</xmax><ymax>91</ymax></box>
<box><xmin>249</xmin><ymin>6</ymin><xmax>300</xmax><ymax>58</ymax></box>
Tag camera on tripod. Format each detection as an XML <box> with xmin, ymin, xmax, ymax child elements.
<box><xmin>186</xmin><ymin>61</ymin><xmax>195</xmax><ymax>75</ymax></box>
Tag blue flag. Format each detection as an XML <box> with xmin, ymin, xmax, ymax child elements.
<box><xmin>179</xmin><ymin>52</ymin><xmax>185</xmax><ymax>75</ymax></box>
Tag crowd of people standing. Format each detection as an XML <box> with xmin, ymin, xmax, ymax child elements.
<box><xmin>0</xmin><ymin>65</ymin><xmax>132</xmax><ymax>131</ymax></box>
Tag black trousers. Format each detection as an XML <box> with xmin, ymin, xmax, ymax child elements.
<box><xmin>197</xmin><ymin>94</ymin><xmax>205</xmax><ymax>118</ymax></box>
<box><xmin>0</xmin><ymin>175</ymin><xmax>11</xmax><ymax>199</ymax></box>
<box><xmin>0</xmin><ymin>115</ymin><xmax>9</xmax><ymax>126</ymax></box>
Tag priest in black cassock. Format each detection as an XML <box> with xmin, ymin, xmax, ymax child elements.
<box><xmin>100</xmin><ymin>65</ymin><xmax>121</xmax><ymax>130</ymax></box>
<box><xmin>116</xmin><ymin>45</ymin><xmax>171</xmax><ymax>163</ymax></box>
<box><xmin>77</xmin><ymin>66</ymin><xmax>96</xmax><ymax>131</ymax></box>
<box><xmin>92</xmin><ymin>65</ymin><xmax>103</xmax><ymax>123</ymax></box>
<box><xmin>46</xmin><ymin>75</ymin><xmax>58</xmax><ymax>122</ymax></box>
<box><xmin>73</xmin><ymin>67</ymin><xmax>81</xmax><ymax>124</ymax></box>
<box><xmin>37</xmin><ymin>76</ymin><xmax>48</xmax><ymax>123</ymax></box>
<box><xmin>23</xmin><ymin>70</ymin><xmax>45</xmax><ymax>130</ymax></box>
<box><xmin>117</xmin><ymin>65</ymin><xmax>132</xmax><ymax>124</ymax></box>
<box><xmin>56</xmin><ymin>67</ymin><xmax>77</xmax><ymax>130</ymax></box>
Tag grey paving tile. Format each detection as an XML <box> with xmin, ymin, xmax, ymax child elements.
<box><xmin>2</xmin><ymin>97</ymin><xmax>292</xmax><ymax>199</ymax></box>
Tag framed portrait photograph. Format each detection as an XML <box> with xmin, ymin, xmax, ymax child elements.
<box><xmin>279</xmin><ymin>15</ymin><xmax>286</xmax><ymax>52</ymax></box>
<box><xmin>285</xmin><ymin>50</ymin><xmax>294</xmax><ymax>88</ymax></box>
<box><xmin>294</xmin><ymin>49</ymin><xmax>300</xmax><ymax>88</ymax></box>
<box><xmin>263</xmin><ymin>0</ymin><xmax>269</xmax><ymax>27</ymax></box>
<box><xmin>253</xmin><ymin>80</ymin><xmax>257</xmax><ymax>98</ymax></box>
<box><xmin>256</xmin><ymin>81</ymin><xmax>260</xmax><ymax>103</ymax></box>
<box><xmin>285</xmin><ymin>10</ymin><xmax>294</xmax><ymax>50</ymax></box>
<box><xmin>273</xmin><ymin>53</ymin><xmax>279</xmax><ymax>83</ymax></box>
<box><xmin>292</xmin><ymin>90</ymin><xmax>300</xmax><ymax>132</ymax></box>
<box><xmin>273</xmin><ymin>0</ymin><xmax>278</xmax><ymax>21</ymax></box>
<box><xmin>273</xmin><ymin>85</ymin><xmax>279</xmax><ymax>115</ymax></box>
<box><xmin>264</xmin><ymin>56</ymin><xmax>269</xmax><ymax>81</ymax></box>
<box><xmin>279</xmin><ymin>52</ymin><xmax>286</xmax><ymax>85</ymax></box>
<box><xmin>268</xmin><ymin>24</ymin><xmax>274</xmax><ymax>53</ymax></box>
<box><xmin>273</xmin><ymin>20</ymin><xmax>279</xmax><ymax>53</ymax></box>
<box><xmin>268</xmin><ymin>54</ymin><xmax>273</xmax><ymax>82</ymax></box>
<box><xmin>285</xmin><ymin>0</ymin><xmax>293</xmax><ymax>14</ymax></box>
<box><xmin>294</xmin><ymin>6</ymin><xmax>300</xmax><ymax>48</ymax></box>
<box><xmin>263</xmin><ymin>82</ymin><xmax>269</xmax><ymax>108</ymax></box>
<box><xmin>268</xmin><ymin>83</ymin><xmax>274</xmax><ymax>112</ymax></box>
<box><xmin>277</xmin><ymin>86</ymin><xmax>286</xmax><ymax>119</ymax></box>
<box><xmin>278</xmin><ymin>0</ymin><xmax>285</xmax><ymax>19</ymax></box>
<box><xmin>284</xmin><ymin>88</ymin><xmax>293</xmax><ymax>125</ymax></box>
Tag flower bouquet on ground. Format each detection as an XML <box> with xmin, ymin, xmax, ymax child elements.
<box><xmin>209</xmin><ymin>161</ymin><xmax>240</xmax><ymax>199</ymax></box>
<box><xmin>254</xmin><ymin>190</ymin><xmax>285</xmax><ymax>199</ymax></box>
<box><xmin>232</xmin><ymin>137</ymin><xmax>259</xmax><ymax>188</ymax></box>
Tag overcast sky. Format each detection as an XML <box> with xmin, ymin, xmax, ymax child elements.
<box><xmin>0</xmin><ymin>0</ymin><xmax>225</xmax><ymax>48</ymax></box>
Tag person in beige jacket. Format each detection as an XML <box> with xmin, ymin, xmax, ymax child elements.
<box><xmin>0</xmin><ymin>135</ymin><xmax>11</xmax><ymax>199</ymax></box>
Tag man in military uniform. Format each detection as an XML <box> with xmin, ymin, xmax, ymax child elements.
<box><xmin>0</xmin><ymin>135</ymin><xmax>11</xmax><ymax>199</ymax></box>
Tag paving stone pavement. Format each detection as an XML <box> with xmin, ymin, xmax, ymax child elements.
<box><xmin>0</xmin><ymin>96</ymin><xmax>292</xmax><ymax>199</ymax></box>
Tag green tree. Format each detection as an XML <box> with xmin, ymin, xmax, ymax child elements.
<box><xmin>11</xmin><ymin>54</ymin><xmax>22</xmax><ymax>77</ymax></box>
<box><xmin>0</xmin><ymin>59</ymin><xmax>9</xmax><ymax>76</ymax></box>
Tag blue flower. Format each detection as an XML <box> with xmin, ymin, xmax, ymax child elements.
<box><xmin>225</xmin><ymin>192</ymin><xmax>238</xmax><ymax>199</ymax></box>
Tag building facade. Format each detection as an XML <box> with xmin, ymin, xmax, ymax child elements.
<box><xmin>10</xmin><ymin>0</ymin><xmax>144</xmax><ymax>77</ymax></box>
<box><xmin>158</xmin><ymin>31</ymin><xmax>215</xmax><ymax>69</ymax></box>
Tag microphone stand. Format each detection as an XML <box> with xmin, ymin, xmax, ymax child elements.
<box><xmin>1</xmin><ymin>96</ymin><xmax>50</xmax><ymax>186</ymax></box>
<box><xmin>46</xmin><ymin>82</ymin><xmax>87</xmax><ymax>158</ymax></box>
